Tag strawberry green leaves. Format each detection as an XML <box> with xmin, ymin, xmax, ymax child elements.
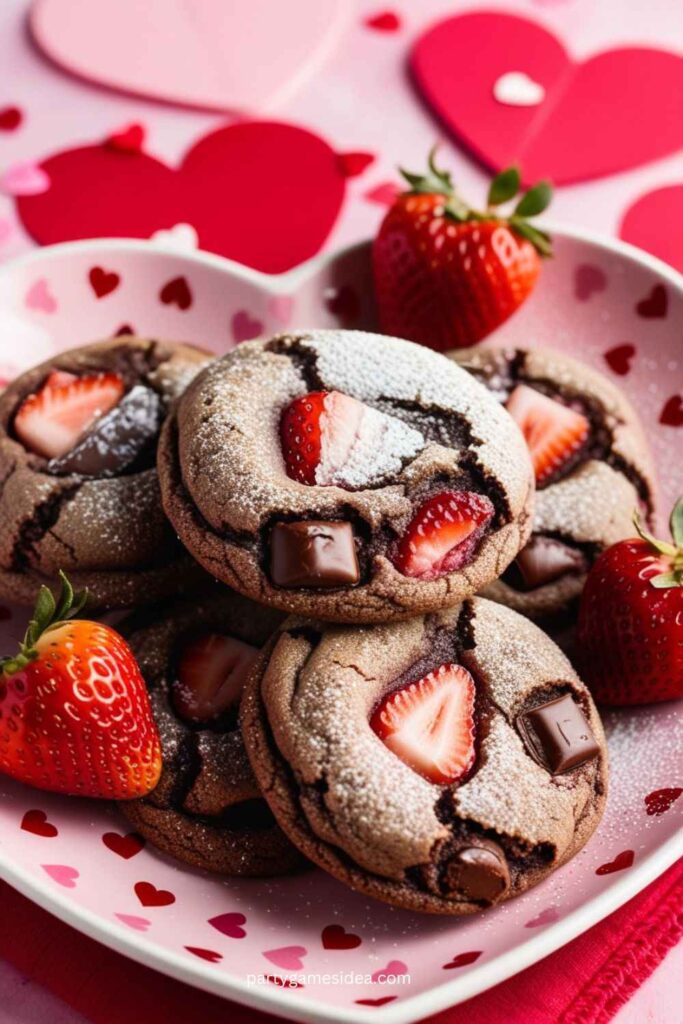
<box><xmin>633</xmin><ymin>498</ymin><xmax>683</xmax><ymax>589</ymax></box>
<box><xmin>1</xmin><ymin>571</ymin><xmax>88</xmax><ymax>676</ymax></box>
<box><xmin>487</xmin><ymin>166</ymin><xmax>520</xmax><ymax>207</ymax></box>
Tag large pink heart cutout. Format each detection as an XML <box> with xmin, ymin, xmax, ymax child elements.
<box><xmin>411</xmin><ymin>12</ymin><xmax>683</xmax><ymax>184</ymax></box>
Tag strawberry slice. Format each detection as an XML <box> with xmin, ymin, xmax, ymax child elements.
<box><xmin>506</xmin><ymin>384</ymin><xmax>589</xmax><ymax>486</ymax></box>
<box><xmin>14</xmin><ymin>371</ymin><xmax>125</xmax><ymax>459</ymax></box>
<box><xmin>280</xmin><ymin>390</ymin><xmax>423</xmax><ymax>489</ymax></box>
<box><xmin>370</xmin><ymin>663</ymin><xmax>476</xmax><ymax>784</ymax></box>
<box><xmin>394</xmin><ymin>490</ymin><xmax>494</xmax><ymax>580</ymax></box>
<box><xmin>172</xmin><ymin>633</ymin><xmax>258</xmax><ymax>724</ymax></box>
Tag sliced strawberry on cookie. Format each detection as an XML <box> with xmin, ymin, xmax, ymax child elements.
<box><xmin>172</xmin><ymin>633</ymin><xmax>258</xmax><ymax>724</ymax></box>
<box><xmin>280</xmin><ymin>390</ymin><xmax>423</xmax><ymax>489</ymax></box>
<box><xmin>394</xmin><ymin>490</ymin><xmax>494</xmax><ymax>580</ymax></box>
<box><xmin>370</xmin><ymin>663</ymin><xmax>476</xmax><ymax>784</ymax></box>
<box><xmin>506</xmin><ymin>384</ymin><xmax>589</xmax><ymax>486</ymax></box>
<box><xmin>14</xmin><ymin>370</ymin><xmax>125</xmax><ymax>459</ymax></box>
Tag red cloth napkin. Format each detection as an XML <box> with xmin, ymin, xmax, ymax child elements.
<box><xmin>0</xmin><ymin>859</ymin><xmax>680</xmax><ymax>1024</ymax></box>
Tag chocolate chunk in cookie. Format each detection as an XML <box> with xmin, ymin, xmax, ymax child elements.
<box><xmin>270</xmin><ymin>520</ymin><xmax>360</xmax><ymax>588</ymax></box>
<box><xmin>517</xmin><ymin>694</ymin><xmax>600</xmax><ymax>774</ymax></box>
<box><xmin>444</xmin><ymin>838</ymin><xmax>510</xmax><ymax>902</ymax></box>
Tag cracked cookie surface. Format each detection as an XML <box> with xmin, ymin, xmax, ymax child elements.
<box><xmin>158</xmin><ymin>330</ymin><xmax>534</xmax><ymax>623</ymax></box>
<box><xmin>120</xmin><ymin>587</ymin><xmax>304</xmax><ymax>876</ymax></box>
<box><xmin>450</xmin><ymin>346</ymin><xmax>656</xmax><ymax>620</ymax></box>
<box><xmin>241</xmin><ymin>597</ymin><xmax>607</xmax><ymax>913</ymax></box>
<box><xmin>0</xmin><ymin>338</ymin><xmax>211</xmax><ymax>608</ymax></box>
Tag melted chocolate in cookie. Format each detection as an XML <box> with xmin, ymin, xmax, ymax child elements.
<box><xmin>503</xmin><ymin>535</ymin><xmax>588</xmax><ymax>592</ymax></box>
<box><xmin>444</xmin><ymin>837</ymin><xmax>510</xmax><ymax>902</ymax></box>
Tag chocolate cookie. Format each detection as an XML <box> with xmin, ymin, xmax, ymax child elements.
<box><xmin>158</xmin><ymin>330</ymin><xmax>534</xmax><ymax>623</ymax></box>
<box><xmin>241</xmin><ymin>597</ymin><xmax>607</xmax><ymax>913</ymax></box>
<box><xmin>120</xmin><ymin>588</ymin><xmax>304</xmax><ymax>876</ymax></box>
<box><xmin>449</xmin><ymin>346</ymin><xmax>655</xmax><ymax>620</ymax></box>
<box><xmin>0</xmin><ymin>338</ymin><xmax>211</xmax><ymax>608</ymax></box>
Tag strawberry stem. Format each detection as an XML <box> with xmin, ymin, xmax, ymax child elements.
<box><xmin>633</xmin><ymin>499</ymin><xmax>683</xmax><ymax>588</ymax></box>
<box><xmin>398</xmin><ymin>147</ymin><xmax>553</xmax><ymax>256</ymax></box>
<box><xmin>0</xmin><ymin>571</ymin><xmax>88</xmax><ymax>676</ymax></box>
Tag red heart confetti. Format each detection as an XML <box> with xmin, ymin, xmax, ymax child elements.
<box><xmin>106</xmin><ymin>123</ymin><xmax>146</xmax><ymax>154</ymax></box>
<box><xmin>574</xmin><ymin>264</ymin><xmax>607</xmax><ymax>301</ymax></box>
<box><xmin>185</xmin><ymin>947</ymin><xmax>222</xmax><ymax>963</ymax></box>
<box><xmin>356</xmin><ymin>997</ymin><xmax>398</xmax><ymax>1006</ymax></box>
<box><xmin>364</xmin><ymin>181</ymin><xmax>400</xmax><ymax>206</ymax></box>
<box><xmin>134</xmin><ymin>881</ymin><xmax>176</xmax><ymax>907</ymax></box>
<box><xmin>596</xmin><ymin>850</ymin><xmax>635</xmax><ymax>875</ymax></box>
<box><xmin>114</xmin><ymin>324</ymin><xmax>135</xmax><ymax>336</ymax></box>
<box><xmin>644</xmin><ymin>788</ymin><xmax>683</xmax><ymax>815</ymax></box>
<box><xmin>337</xmin><ymin>151</ymin><xmax>375</xmax><ymax>177</ymax></box>
<box><xmin>635</xmin><ymin>284</ymin><xmax>668</xmax><ymax>318</ymax></box>
<box><xmin>364</xmin><ymin>11</ymin><xmax>401</xmax><ymax>32</ymax></box>
<box><xmin>88</xmin><ymin>266</ymin><xmax>120</xmax><ymax>298</ymax></box>
<box><xmin>208</xmin><ymin>912</ymin><xmax>247</xmax><ymax>939</ymax></box>
<box><xmin>660</xmin><ymin>396</ymin><xmax>683</xmax><ymax>427</ymax></box>
<box><xmin>604</xmin><ymin>344</ymin><xmax>636</xmax><ymax>376</ymax></box>
<box><xmin>102</xmin><ymin>831</ymin><xmax>145</xmax><ymax>859</ymax></box>
<box><xmin>442</xmin><ymin>951</ymin><xmax>482</xmax><ymax>969</ymax></box>
<box><xmin>21</xmin><ymin>809</ymin><xmax>58</xmax><ymax>838</ymax></box>
<box><xmin>160</xmin><ymin>276</ymin><xmax>192</xmax><ymax>310</ymax></box>
<box><xmin>0</xmin><ymin>106</ymin><xmax>23</xmax><ymax>131</ymax></box>
<box><xmin>321</xmin><ymin>924</ymin><xmax>362</xmax><ymax>950</ymax></box>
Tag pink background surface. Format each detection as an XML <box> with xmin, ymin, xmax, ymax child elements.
<box><xmin>0</xmin><ymin>0</ymin><xmax>682</xmax><ymax>1020</ymax></box>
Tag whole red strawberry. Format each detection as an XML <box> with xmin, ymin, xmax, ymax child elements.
<box><xmin>373</xmin><ymin>151</ymin><xmax>552</xmax><ymax>350</ymax></box>
<box><xmin>0</xmin><ymin>573</ymin><xmax>162</xmax><ymax>798</ymax></box>
<box><xmin>577</xmin><ymin>498</ymin><xmax>683</xmax><ymax>705</ymax></box>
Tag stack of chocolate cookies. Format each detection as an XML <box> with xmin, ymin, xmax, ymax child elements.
<box><xmin>3</xmin><ymin>330</ymin><xmax>642</xmax><ymax>914</ymax></box>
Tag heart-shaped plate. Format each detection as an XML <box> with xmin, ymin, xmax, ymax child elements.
<box><xmin>0</xmin><ymin>231</ymin><xmax>681</xmax><ymax>1023</ymax></box>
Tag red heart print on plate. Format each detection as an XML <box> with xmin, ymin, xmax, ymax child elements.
<box><xmin>21</xmin><ymin>809</ymin><xmax>58</xmax><ymax>837</ymax></box>
<box><xmin>159</xmin><ymin>276</ymin><xmax>192</xmax><ymax>310</ymax></box>
<box><xmin>231</xmin><ymin>310</ymin><xmax>263</xmax><ymax>343</ymax></box>
<box><xmin>604</xmin><ymin>344</ymin><xmax>636</xmax><ymax>376</ymax></box>
<box><xmin>134</xmin><ymin>881</ymin><xmax>176</xmax><ymax>907</ymax></box>
<box><xmin>356</xmin><ymin>997</ymin><xmax>398</xmax><ymax>1006</ymax></box>
<box><xmin>102</xmin><ymin>831</ymin><xmax>145</xmax><ymax>859</ymax></box>
<box><xmin>0</xmin><ymin>106</ymin><xmax>22</xmax><ymax>131</ymax></box>
<box><xmin>574</xmin><ymin>264</ymin><xmax>607</xmax><ymax>301</ymax></box>
<box><xmin>411</xmin><ymin>12</ymin><xmax>683</xmax><ymax>183</ymax></box>
<box><xmin>644</xmin><ymin>788</ymin><xmax>682</xmax><ymax>815</ymax></box>
<box><xmin>88</xmin><ymin>266</ymin><xmax>120</xmax><ymax>298</ymax></box>
<box><xmin>442</xmin><ymin>950</ymin><xmax>482</xmax><ymax>969</ymax></box>
<box><xmin>208</xmin><ymin>912</ymin><xmax>247</xmax><ymax>939</ymax></box>
<box><xmin>525</xmin><ymin>907</ymin><xmax>559</xmax><ymax>928</ymax></box>
<box><xmin>321</xmin><ymin>924</ymin><xmax>361</xmax><ymax>950</ymax></box>
<box><xmin>620</xmin><ymin>185</ymin><xmax>683</xmax><ymax>274</ymax></box>
<box><xmin>635</xmin><ymin>284</ymin><xmax>668</xmax><ymax>318</ymax></box>
<box><xmin>596</xmin><ymin>850</ymin><xmax>635</xmax><ymax>875</ymax></box>
<box><xmin>185</xmin><ymin>947</ymin><xmax>222</xmax><ymax>963</ymax></box>
<box><xmin>16</xmin><ymin>122</ymin><xmax>349</xmax><ymax>274</ymax></box>
<box><xmin>660</xmin><ymin>397</ymin><xmax>683</xmax><ymax>427</ymax></box>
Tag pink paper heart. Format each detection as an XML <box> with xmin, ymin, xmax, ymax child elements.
<box><xmin>41</xmin><ymin>863</ymin><xmax>79</xmax><ymax>887</ymax></box>
<box><xmin>267</xmin><ymin>295</ymin><xmax>294</xmax><ymax>327</ymax></box>
<box><xmin>525</xmin><ymin>907</ymin><xmax>560</xmax><ymax>927</ymax></box>
<box><xmin>620</xmin><ymin>185</ymin><xmax>683</xmax><ymax>275</ymax></box>
<box><xmin>115</xmin><ymin>913</ymin><xmax>151</xmax><ymax>931</ymax></box>
<box><xmin>263</xmin><ymin>945</ymin><xmax>308</xmax><ymax>971</ymax></box>
<box><xmin>31</xmin><ymin>0</ymin><xmax>351</xmax><ymax>113</ymax></box>
<box><xmin>371</xmin><ymin>960</ymin><xmax>408</xmax><ymax>982</ymax></box>
<box><xmin>208</xmin><ymin>912</ymin><xmax>247</xmax><ymax>939</ymax></box>
<box><xmin>411</xmin><ymin>12</ymin><xmax>683</xmax><ymax>184</ymax></box>
<box><xmin>25</xmin><ymin>279</ymin><xmax>57</xmax><ymax>313</ymax></box>
<box><xmin>232</xmin><ymin>309</ymin><xmax>263</xmax><ymax>343</ymax></box>
<box><xmin>0</xmin><ymin>161</ymin><xmax>50</xmax><ymax>196</ymax></box>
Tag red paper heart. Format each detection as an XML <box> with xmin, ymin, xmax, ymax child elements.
<box><xmin>644</xmin><ymin>787</ymin><xmax>683</xmax><ymax>815</ymax></box>
<box><xmin>620</xmin><ymin>185</ymin><xmax>683</xmax><ymax>274</ymax></box>
<box><xmin>364</xmin><ymin>181</ymin><xmax>400</xmax><ymax>206</ymax></box>
<box><xmin>134</xmin><ymin>881</ymin><xmax>176</xmax><ymax>907</ymax></box>
<box><xmin>365</xmin><ymin>11</ymin><xmax>401</xmax><ymax>32</ymax></box>
<box><xmin>356</xmin><ymin>997</ymin><xmax>398</xmax><ymax>1006</ymax></box>
<box><xmin>102</xmin><ymin>831</ymin><xmax>145</xmax><ymax>859</ymax></box>
<box><xmin>159</xmin><ymin>276</ymin><xmax>192</xmax><ymax>310</ymax></box>
<box><xmin>208</xmin><ymin>912</ymin><xmax>247</xmax><ymax>939</ymax></box>
<box><xmin>88</xmin><ymin>266</ymin><xmax>120</xmax><ymax>298</ymax></box>
<box><xmin>604</xmin><ymin>344</ymin><xmax>636</xmax><ymax>376</ymax></box>
<box><xmin>321</xmin><ymin>924</ymin><xmax>361</xmax><ymax>950</ymax></box>
<box><xmin>636</xmin><ymin>284</ymin><xmax>668</xmax><ymax>319</ymax></box>
<box><xmin>596</xmin><ymin>850</ymin><xmax>634</xmax><ymax>875</ymax></box>
<box><xmin>0</xmin><ymin>106</ymin><xmax>23</xmax><ymax>131</ymax></box>
<box><xmin>442</xmin><ymin>950</ymin><xmax>482</xmax><ymax>970</ymax></box>
<box><xmin>337</xmin><ymin>152</ymin><xmax>375</xmax><ymax>177</ymax></box>
<box><xmin>660</xmin><ymin>396</ymin><xmax>683</xmax><ymax>427</ymax></box>
<box><xmin>106</xmin><ymin>123</ymin><xmax>146</xmax><ymax>154</ymax></box>
<box><xmin>411</xmin><ymin>12</ymin><xmax>683</xmax><ymax>184</ymax></box>
<box><xmin>185</xmin><ymin>947</ymin><xmax>222</xmax><ymax>963</ymax></box>
<box><xmin>21</xmin><ymin>809</ymin><xmax>58</xmax><ymax>838</ymax></box>
<box><xmin>16</xmin><ymin>122</ymin><xmax>349</xmax><ymax>274</ymax></box>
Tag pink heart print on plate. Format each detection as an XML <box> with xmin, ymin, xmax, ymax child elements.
<box><xmin>25</xmin><ymin>278</ymin><xmax>57</xmax><ymax>313</ymax></box>
<box><xmin>41</xmin><ymin>863</ymin><xmax>79</xmax><ymax>887</ymax></box>
<box><xmin>411</xmin><ymin>12</ymin><xmax>683</xmax><ymax>183</ymax></box>
<box><xmin>30</xmin><ymin>0</ymin><xmax>354</xmax><ymax>112</ymax></box>
<box><xmin>263</xmin><ymin>946</ymin><xmax>308</xmax><ymax>971</ymax></box>
<box><xmin>115</xmin><ymin>913</ymin><xmax>151</xmax><ymax>932</ymax></box>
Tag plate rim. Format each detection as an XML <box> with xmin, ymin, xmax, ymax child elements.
<box><xmin>0</xmin><ymin>224</ymin><xmax>682</xmax><ymax>1024</ymax></box>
